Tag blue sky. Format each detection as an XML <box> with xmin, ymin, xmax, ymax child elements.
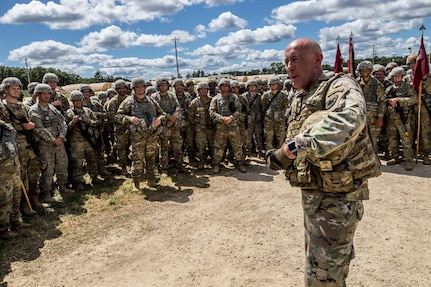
<box><xmin>1</xmin><ymin>0</ymin><xmax>431</xmax><ymax>81</ymax></box>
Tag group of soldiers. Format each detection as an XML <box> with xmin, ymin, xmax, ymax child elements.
<box><xmin>356</xmin><ymin>54</ymin><xmax>431</xmax><ymax>171</ymax></box>
<box><xmin>0</xmin><ymin>52</ymin><xmax>430</xmax><ymax>239</ymax></box>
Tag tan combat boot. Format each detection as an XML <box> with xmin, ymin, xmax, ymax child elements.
<box><xmin>59</xmin><ymin>184</ymin><xmax>75</xmax><ymax>194</ymax></box>
<box><xmin>211</xmin><ymin>164</ymin><xmax>220</xmax><ymax>174</ymax></box>
<box><xmin>237</xmin><ymin>162</ymin><xmax>247</xmax><ymax>173</ymax></box>
<box><xmin>404</xmin><ymin>161</ymin><xmax>413</xmax><ymax>171</ymax></box>
<box><xmin>146</xmin><ymin>172</ymin><xmax>157</xmax><ymax>188</ymax></box>
<box><xmin>423</xmin><ymin>153</ymin><xmax>431</xmax><ymax>165</ymax></box>
<box><xmin>132</xmin><ymin>178</ymin><xmax>140</xmax><ymax>191</ymax></box>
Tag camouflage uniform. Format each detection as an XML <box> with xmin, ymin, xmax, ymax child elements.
<box><xmin>0</xmin><ymin>103</ymin><xmax>22</xmax><ymax>239</ymax></box>
<box><xmin>2</xmin><ymin>99</ymin><xmax>41</xmax><ymax>209</ymax></box>
<box><xmin>188</xmin><ymin>83</ymin><xmax>215</xmax><ymax>169</ymax></box>
<box><xmin>419</xmin><ymin>75</ymin><xmax>431</xmax><ymax>163</ymax></box>
<box><xmin>243</xmin><ymin>80</ymin><xmax>264</xmax><ymax>156</ymax></box>
<box><xmin>152</xmin><ymin>88</ymin><xmax>185</xmax><ymax>171</ymax></box>
<box><xmin>29</xmin><ymin>100</ymin><xmax>70</xmax><ymax>201</ymax></box>
<box><xmin>116</xmin><ymin>87</ymin><xmax>167</xmax><ymax>187</ymax></box>
<box><xmin>268</xmin><ymin>72</ymin><xmax>381</xmax><ymax>286</ymax></box>
<box><xmin>385</xmin><ymin>79</ymin><xmax>417</xmax><ymax>167</ymax></box>
<box><xmin>231</xmin><ymin>81</ymin><xmax>249</xmax><ymax>160</ymax></box>
<box><xmin>65</xmin><ymin>99</ymin><xmax>100</xmax><ymax>188</ymax></box>
<box><xmin>104</xmin><ymin>88</ymin><xmax>130</xmax><ymax>174</ymax></box>
<box><xmin>356</xmin><ymin>62</ymin><xmax>387</xmax><ymax>152</ymax></box>
<box><xmin>261</xmin><ymin>78</ymin><xmax>289</xmax><ymax>150</ymax></box>
<box><xmin>173</xmin><ymin>79</ymin><xmax>195</xmax><ymax>165</ymax></box>
<box><xmin>209</xmin><ymin>79</ymin><xmax>246</xmax><ymax>173</ymax></box>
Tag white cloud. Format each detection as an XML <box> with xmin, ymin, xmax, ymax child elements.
<box><xmin>215</xmin><ymin>24</ymin><xmax>296</xmax><ymax>46</ymax></box>
<box><xmin>208</xmin><ymin>12</ymin><xmax>247</xmax><ymax>32</ymax></box>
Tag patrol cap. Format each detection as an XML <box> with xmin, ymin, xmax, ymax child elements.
<box><xmin>1</xmin><ymin>77</ymin><xmax>23</xmax><ymax>89</ymax></box>
<box><xmin>406</xmin><ymin>54</ymin><xmax>417</xmax><ymax>65</ymax></box>
<box><xmin>196</xmin><ymin>82</ymin><xmax>209</xmax><ymax>90</ymax></box>
<box><xmin>27</xmin><ymin>82</ymin><xmax>40</xmax><ymax>95</ymax></box>
<box><xmin>42</xmin><ymin>73</ymin><xmax>59</xmax><ymax>84</ymax></box>
<box><xmin>34</xmin><ymin>83</ymin><xmax>53</xmax><ymax>94</ymax></box>
<box><xmin>113</xmin><ymin>79</ymin><xmax>127</xmax><ymax>89</ymax></box>
<box><xmin>357</xmin><ymin>60</ymin><xmax>373</xmax><ymax>71</ymax></box>
<box><xmin>130</xmin><ymin>77</ymin><xmax>146</xmax><ymax>89</ymax></box>
<box><xmin>388</xmin><ymin>67</ymin><xmax>406</xmax><ymax>78</ymax></box>
<box><xmin>218</xmin><ymin>78</ymin><xmax>231</xmax><ymax>88</ymax></box>
<box><xmin>70</xmin><ymin>90</ymin><xmax>84</xmax><ymax>101</ymax></box>
<box><xmin>300</xmin><ymin>110</ymin><xmax>354</xmax><ymax>167</ymax></box>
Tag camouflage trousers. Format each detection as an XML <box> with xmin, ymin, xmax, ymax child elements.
<box><xmin>194</xmin><ymin>125</ymin><xmax>215</xmax><ymax>162</ymax></box>
<box><xmin>247</xmin><ymin>118</ymin><xmax>264</xmax><ymax>153</ymax></box>
<box><xmin>239</xmin><ymin>121</ymin><xmax>247</xmax><ymax>154</ymax></box>
<box><xmin>39</xmin><ymin>142</ymin><xmax>69</xmax><ymax>194</ymax></box>
<box><xmin>69</xmin><ymin>139</ymin><xmax>98</xmax><ymax>183</ymax></box>
<box><xmin>366</xmin><ymin>111</ymin><xmax>381</xmax><ymax>153</ymax></box>
<box><xmin>159</xmin><ymin>126</ymin><xmax>183</xmax><ymax>168</ymax></box>
<box><xmin>213</xmin><ymin>123</ymin><xmax>244</xmax><ymax>164</ymax></box>
<box><xmin>264</xmin><ymin>118</ymin><xmax>286</xmax><ymax>150</ymax></box>
<box><xmin>129</xmin><ymin>132</ymin><xmax>158</xmax><ymax>178</ymax></box>
<box><xmin>0</xmin><ymin>157</ymin><xmax>20</xmax><ymax>231</ymax></box>
<box><xmin>304</xmin><ymin>196</ymin><xmax>363</xmax><ymax>287</ymax></box>
<box><xmin>181</xmin><ymin>123</ymin><xmax>195</xmax><ymax>159</ymax></box>
<box><xmin>18</xmin><ymin>147</ymin><xmax>40</xmax><ymax>198</ymax></box>
<box><xmin>386</xmin><ymin>112</ymin><xmax>413</xmax><ymax>160</ymax></box>
<box><xmin>416</xmin><ymin>104</ymin><xmax>431</xmax><ymax>153</ymax></box>
<box><xmin>114</xmin><ymin>125</ymin><xmax>130</xmax><ymax>167</ymax></box>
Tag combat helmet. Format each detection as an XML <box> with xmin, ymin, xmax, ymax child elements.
<box><xmin>388</xmin><ymin>67</ymin><xmax>406</xmax><ymax>78</ymax></box>
<box><xmin>70</xmin><ymin>90</ymin><xmax>84</xmax><ymax>101</ymax></box>
<box><xmin>385</xmin><ymin>62</ymin><xmax>398</xmax><ymax>72</ymax></box>
<box><xmin>372</xmin><ymin>64</ymin><xmax>386</xmax><ymax>75</ymax></box>
<box><xmin>113</xmin><ymin>79</ymin><xmax>127</xmax><ymax>89</ymax></box>
<box><xmin>357</xmin><ymin>60</ymin><xmax>373</xmax><ymax>71</ymax></box>
<box><xmin>156</xmin><ymin>77</ymin><xmax>169</xmax><ymax>87</ymax></box>
<box><xmin>406</xmin><ymin>54</ymin><xmax>417</xmax><ymax>65</ymax></box>
<box><xmin>172</xmin><ymin>78</ymin><xmax>184</xmax><ymax>87</ymax></box>
<box><xmin>245</xmin><ymin>79</ymin><xmax>257</xmax><ymax>89</ymax></box>
<box><xmin>34</xmin><ymin>83</ymin><xmax>52</xmax><ymax>94</ymax></box>
<box><xmin>218</xmin><ymin>78</ymin><xmax>231</xmax><ymax>88</ymax></box>
<box><xmin>130</xmin><ymin>77</ymin><xmax>146</xmax><ymax>89</ymax></box>
<box><xmin>1</xmin><ymin>77</ymin><xmax>23</xmax><ymax>89</ymax></box>
<box><xmin>196</xmin><ymin>82</ymin><xmax>209</xmax><ymax>90</ymax></box>
<box><xmin>79</xmin><ymin>84</ymin><xmax>93</xmax><ymax>92</ymax></box>
<box><xmin>230</xmin><ymin>80</ymin><xmax>240</xmax><ymax>88</ymax></box>
<box><xmin>42</xmin><ymin>73</ymin><xmax>59</xmax><ymax>84</ymax></box>
<box><xmin>268</xmin><ymin>76</ymin><xmax>282</xmax><ymax>86</ymax></box>
<box><xmin>27</xmin><ymin>82</ymin><xmax>40</xmax><ymax>95</ymax></box>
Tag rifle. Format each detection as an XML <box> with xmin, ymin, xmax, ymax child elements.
<box><xmin>386</xmin><ymin>89</ymin><xmax>409</xmax><ymax>137</ymax></box>
<box><xmin>73</xmin><ymin>109</ymin><xmax>101</xmax><ymax>153</ymax></box>
<box><xmin>4</xmin><ymin>105</ymin><xmax>41</xmax><ymax>158</ymax></box>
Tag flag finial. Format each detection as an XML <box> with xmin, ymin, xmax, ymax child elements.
<box><xmin>420</xmin><ymin>24</ymin><xmax>426</xmax><ymax>37</ymax></box>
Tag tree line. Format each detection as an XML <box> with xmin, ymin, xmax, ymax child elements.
<box><xmin>0</xmin><ymin>55</ymin><xmax>412</xmax><ymax>90</ymax></box>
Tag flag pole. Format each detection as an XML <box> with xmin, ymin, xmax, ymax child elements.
<box><xmin>415</xmin><ymin>24</ymin><xmax>426</xmax><ymax>163</ymax></box>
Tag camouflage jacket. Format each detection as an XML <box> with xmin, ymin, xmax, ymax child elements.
<box><xmin>29</xmin><ymin>103</ymin><xmax>68</xmax><ymax>144</ymax></box>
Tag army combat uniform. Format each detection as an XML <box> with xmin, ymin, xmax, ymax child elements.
<box><xmin>116</xmin><ymin>94</ymin><xmax>167</xmax><ymax>187</ymax></box>
<box><xmin>29</xmin><ymin>102</ymin><xmax>71</xmax><ymax>201</ymax></box>
<box><xmin>268</xmin><ymin>73</ymin><xmax>381</xmax><ymax>286</ymax></box>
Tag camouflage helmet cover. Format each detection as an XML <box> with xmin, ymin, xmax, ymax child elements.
<box><xmin>406</xmin><ymin>53</ymin><xmax>417</xmax><ymax>65</ymax></box>
<box><xmin>372</xmin><ymin>64</ymin><xmax>386</xmax><ymax>74</ymax></box>
<box><xmin>79</xmin><ymin>84</ymin><xmax>92</xmax><ymax>92</ymax></box>
<box><xmin>42</xmin><ymin>73</ymin><xmax>59</xmax><ymax>83</ymax></box>
<box><xmin>70</xmin><ymin>90</ymin><xmax>84</xmax><ymax>101</ymax></box>
<box><xmin>230</xmin><ymin>80</ymin><xmax>240</xmax><ymax>88</ymax></box>
<box><xmin>218</xmin><ymin>78</ymin><xmax>231</xmax><ymax>88</ymax></box>
<box><xmin>27</xmin><ymin>82</ymin><xmax>40</xmax><ymax>94</ymax></box>
<box><xmin>130</xmin><ymin>77</ymin><xmax>146</xmax><ymax>89</ymax></box>
<box><xmin>145</xmin><ymin>86</ymin><xmax>157</xmax><ymax>95</ymax></box>
<box><xmin>388</xmin><ymin>67</ymin><xmax>406</xmax><ymax>78</ymax></box>
<box><xmin>156</xmin><ymin>77</ymin><xmax>169</xmax><ymax>86</ymax></box>
<box><xmin>1</xmin><ymin>77</ymin><xmax>23</xmax><ymax>89</ymax></box>
<box><xmin>245</xmin><ymin>79</ymin><xmax>258</xmax><ymax>89</ymax></box>
<box><xmin>98</xmin><ymin>91</ymin><xmax>107</xmax><ymax>99</ymax></box>
<box><xmin>268</xmin><ymin>76</ymin><xmax>282</xmax><ymax>86</ymax></box>
<box><xmin>113</xmin><ymin>79</ymin><xmax>127</xmax><ymax>89</ymax></box>
<box><xmin>34</xmin><ymin>83</ymin><xmax>53</xmax><ymax>94</ymax></box>
<box><xmin>196</xmin><ymin>82</ymin><xmax>209</xmax><ymax>90</ymax></box>
<box><xmin>357</xmin><ymin>60</ymin><xmax>373</xmax><ymax>71</ymax></box>
<box><xmin>385</xmin><ymin>62</ymin><xmax>398</xmax><ymax>71</ymax></box>
<box><xmin>172</xmin><ymin>78</ymin><xmax>184</xmax><ymax>87</ymax></box>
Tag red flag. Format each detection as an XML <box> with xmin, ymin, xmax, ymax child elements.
<box><xmin>347</xmin><ymin>35</ymin><xmax>356</xmax><ymax>78</ymax></box>
<box><xmin>413</xmin><ymin>35</ymin><xmax>430</xmax><ymax>91</ymax></box>
<box><xmin>334</xmin><ymin>43</ymin><xmax>343</xmax><ymax>73</ymax></box>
